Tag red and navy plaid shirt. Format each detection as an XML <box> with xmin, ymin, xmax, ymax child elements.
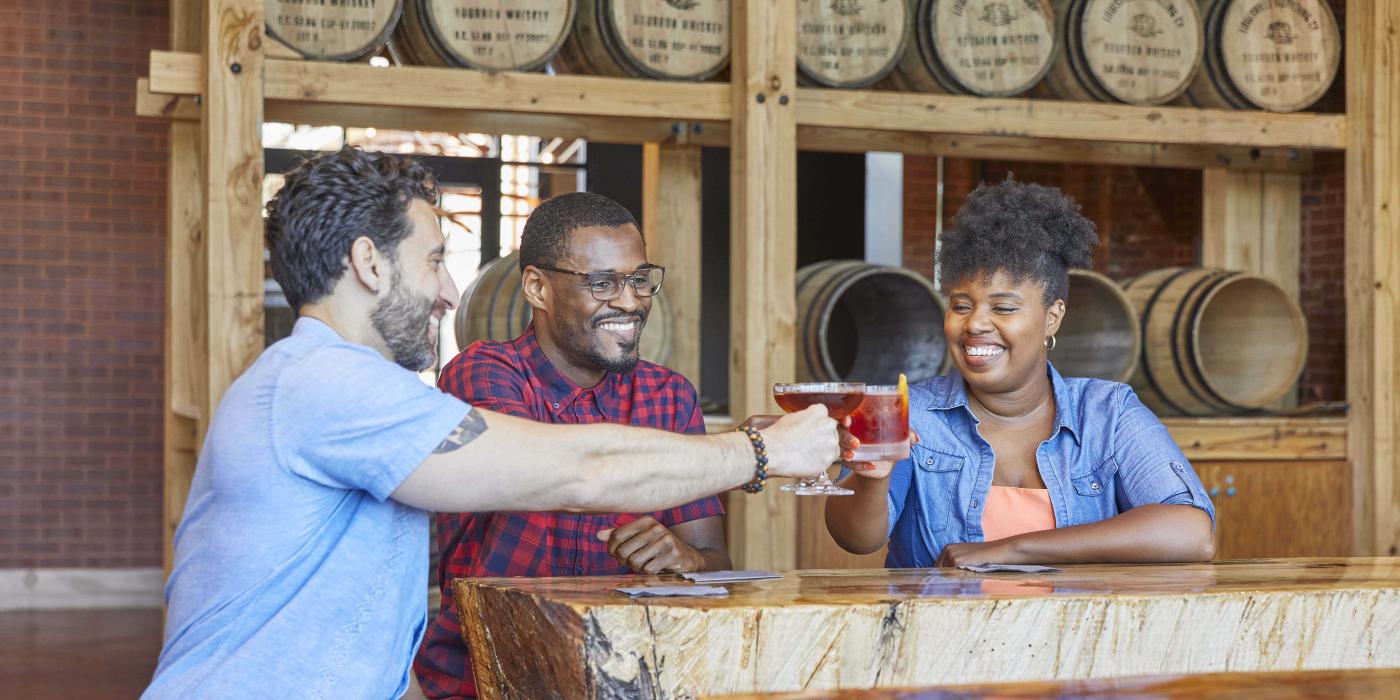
<box><xmin>413</xmin><ymin>325</ymin><xmax>724</xmax><ymax>699</ymax></box>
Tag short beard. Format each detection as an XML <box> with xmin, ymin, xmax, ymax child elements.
<box><xmin>559</xmin><ymin>310</ymin><xmax>646</xmax><ymax>376</ymax></box>
<box><xmin>371</xmin><ymin>267</ymin><xmax>438</xmax><ymax>372</ymax></box>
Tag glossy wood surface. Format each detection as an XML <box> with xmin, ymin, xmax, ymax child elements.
<box><xmin>714</xmin><ymin>668</ymin><xmax>1400</xmax><ymax>699</ymax></box>
<box><xmin>455</xmin><ymin>559</ymin><xmax>1400</xmax><ymax>698</ymax></box>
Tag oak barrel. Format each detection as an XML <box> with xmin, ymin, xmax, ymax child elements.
<box><xmin>552</xmin><ymin>0</ymin><xmax>730</xmax><ymax>80</ymax></box>
<box><xmin>885</xmin><ymin>0</ymin><xmax>1058</xmax><ymax>96</ymax></box>
<box><xmin>264</xmin><ymin>0</ymin><xmax>402</xmax><ymax>61</ymax></box>
<box><xmin>796</xmin><ymin>261</ymin><xmax>948</xmax><ymax>385</ymax></box>
<box><xmin>394</xmin><ymin>0</ymin><xmax>574</xmax><ymax>71</ymax></box>
<box><xmin>1038</xmin><ymin>0</ymin><xmax>1204</xmax><ymax>105</ymax></box>
<box><xmin>1180</xmin><ymin>0</ymin><xmax>1340</xmax><ymax>112</ymax></box>
<box><xmin>1122</xmin><ymin>267</ymin><xmax>1307</xmax><ymax>416</ymax></box>
<box><xmin>455</xmin><ymin>251</ymin><xmax>674</xmax><ymax>366</ymax></box>
<box><xmin>1055</xmin><ymin>269</ymin><xmax>1140</xmax><ymax>383</ymax></box>
<box><xmin>796</xmin><ymin>0</ymin><xmax>913</xmax><ymax>88</ymax></box>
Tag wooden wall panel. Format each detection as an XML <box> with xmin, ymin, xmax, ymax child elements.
<box><xmin>641</xmin><ymin>143</ymin><xmax>703</xmax><ymax>391</ymax></box>
<box><xmin>1196</xmin><ymin>460</ymin><xmax>1351</xmax><ymax>559</ymax></box>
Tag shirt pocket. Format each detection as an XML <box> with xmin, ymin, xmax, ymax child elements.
<box><xmin>1069</xmin><ymin>458</ymin><xmax>1119</xmax><ymax>519</ymax></box>
<box><xmin>912</xmin><ymin>445</ymin><xmax>966</xmax><ymax>534</ymax></box>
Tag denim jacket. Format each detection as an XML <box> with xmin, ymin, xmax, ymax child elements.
<box><xmin>884</xmin><ymin>364</ymin><xmax>1216</xmax><ymax>568</ymax></box>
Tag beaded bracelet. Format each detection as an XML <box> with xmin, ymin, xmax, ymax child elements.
<box><xmin>736</xmin><ymin>425</ymin><xmax>769</xmax><ymax>494</ymax></box>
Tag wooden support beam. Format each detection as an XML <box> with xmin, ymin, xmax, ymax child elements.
<box><xmin>147</xmin><ymin>51</ymin><xmax>1346</xmax><ymax>155</ymax></box>
<box><xmin>163</xmin><ymin>0</ymin><xmax>204</xmax><ymax>578</ymax></box>
<box><xmin>725</xmin><ymin>0</ymin><xmax>798</xmax><ymax>571</ymax></box>
<box><xmin>798</xmin><ymin>88</ymin><xmax>1346</xmax><ymax>151</ymax></box>
<box><xmin>1345</xmin><ymin>0</ymin><xmax>1400</xmax><ymax>557</ymax></box>
<box><xmin>640</xmin><ymin>143</ymin><xmax>703</xmax><ymax>391</ymax></box>
<box><xmin>201</xmin><ymin>0</ymin><xmax>265</xmax><ymax>422</ymax></box>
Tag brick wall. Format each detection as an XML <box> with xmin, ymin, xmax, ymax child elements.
<box><xmin>0</xmin><ymin>1</ymin><xmax>168</xmax><ymax>568</ymax></box>
<box><xmin>904</xmin><ymin>155</ymin><xmax>1346</xmax><ymax>403</ymax></box>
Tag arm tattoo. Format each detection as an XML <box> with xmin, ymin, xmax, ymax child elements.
<box><xmin>434</xmin><ymin>408</ymin><xmax>488</xmax><ymax>454</ymax></box>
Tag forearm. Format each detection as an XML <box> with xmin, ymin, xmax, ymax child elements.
<box><xmin>824</xmin><ymin>472</ymin><xmax>892</xmax><ymax>554</ymax></box>
<box><xmin>395</xmin><ymin>409</ymin><xmax>756</xmax><ymax>513</ymax></box>
<box><xmin>1007</xmin><ymin>504</ymin><xmax>1215</xmax><ymax>564</ymax></box>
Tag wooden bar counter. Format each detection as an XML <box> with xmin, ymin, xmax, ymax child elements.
<box><xmin>452</xmin><ymin>559</ymin><xmax>1400</xmax><ymax>698</ymax></box>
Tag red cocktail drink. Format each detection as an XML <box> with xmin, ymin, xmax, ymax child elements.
<box><xmin>848</xmin><ymin>385</ymin><xmax>910</xmax><ymax>462</ymax></box>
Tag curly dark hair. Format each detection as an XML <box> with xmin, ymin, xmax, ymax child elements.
<box><xmin>265</xmin><ymin>146</ymin><xmax>438</xmax><ymax>310</ymax></box>
<box><xmin>519</xmin><ymin>192</ymin><xmax>639</xmax><ymax>271</ymax></box>
<box><xmin>936</xmin><ymin>179</ymin><xmax>1098</xmax><ymax>304</ymax></box>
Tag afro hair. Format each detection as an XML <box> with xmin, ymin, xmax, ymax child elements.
<box><xmin>936</xmin><ymin>178</ymin><xmax>1098</xmax><ymax>305</ymax></box>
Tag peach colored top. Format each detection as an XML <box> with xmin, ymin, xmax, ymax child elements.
<box><xmin>981</xmin><ymin>486</ymin><xmax>1056</xmax><ymax>542</ymax></box>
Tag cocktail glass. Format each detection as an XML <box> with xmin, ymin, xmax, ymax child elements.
<box><xmin>848</xmin><ymin>379</ymin><xmax>910</xmax><ymax>462</ymax></box>
<box><xmin>772</xmin><ymin>382</ymin><xmax>864</xmax><ymax>496</ymax></box>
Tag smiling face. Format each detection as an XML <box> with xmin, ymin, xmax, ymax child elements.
<box><xmin>944</xmin><ymin>269</ymin><xmax>1065</xmax><ymax>395</ymax></box>
<box><xmin>368</xmin><ymin>198</ymin><xmax>458</xmax><ymax>371</ymax></box>
<box><xmin>531</xmin><ymin>224</ymin><xmax>653</xmax><ymax>381</ymax></box>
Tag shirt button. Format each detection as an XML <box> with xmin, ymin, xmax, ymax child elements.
<box><xmin>552</xmin><ymin>401</ymin><xmax>560</xmax><ymax>409</ymax></box>
<box><xmin>925</xmin><ymin>458</ymin><xmax>934</xmax><ymax>466</ymax></box>
<box><xmin>1091</xmin><ymin>482</ymin><xmax>1100</xmax><ymax>491</ymax></box>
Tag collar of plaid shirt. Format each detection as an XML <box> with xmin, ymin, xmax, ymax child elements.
<box><xmin>516</xmin><ymin>325</ymin><xmax>629</xmax><ymax>423</ymax></box>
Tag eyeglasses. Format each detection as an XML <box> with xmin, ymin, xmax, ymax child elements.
<box><xmin>535</xmin><ymin>264</ymin><xmax>666</xmax><ymax>301</ymax></box>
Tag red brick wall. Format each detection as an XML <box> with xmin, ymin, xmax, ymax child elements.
<box><xmin>904</xmin><ymin>155</ymin><xmax>1346</xmax><ymax>403</ymax></box>
<box><xmin>0</xmin><ymin>1</ymin><xmax>169</xmax><ymax>568</ymax></box>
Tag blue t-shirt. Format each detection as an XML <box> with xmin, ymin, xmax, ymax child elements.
<box><xmin>885</xmin><ymin>364</ymin><xmax>1216</xmax><ymax>568</ymax></box>
<box><xmin>145</xmin><ymin>318</ymin><xmax>469</xmax><ymax>699</ymax></box>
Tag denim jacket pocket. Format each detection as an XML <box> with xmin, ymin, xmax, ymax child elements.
<box><xmin>1071</xmin><ymin>459</ymin><xmax>1118</xmax><ymax>498</ymax></box>
<box><xmin>914</xmin><ymin>446</ymin><xmax>965</xmax><ymax>473</ymax></box>
<box><xmin>912</xmin><ymin>445</ymin><xmax>965</xmax><ymax>534</ymax></box>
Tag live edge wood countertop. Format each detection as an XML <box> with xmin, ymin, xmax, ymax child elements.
<box><xmin>452</xmin><ymin>558</ymin><xmax>1400</xmax><ymax>699</ymax></box>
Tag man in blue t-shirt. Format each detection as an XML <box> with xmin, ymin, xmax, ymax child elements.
<box><xmin>143</xmin><ymin>147</ymin><xmax>840</xmax><ymax>699</ymax></box>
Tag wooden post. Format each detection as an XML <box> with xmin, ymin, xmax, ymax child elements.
<box><xmin>163</xmin><ymin>0</ymin><xmax>206</xmax><ymax>575</ymax></box>
<box><xmin>1201</xmin><ymin>170</ymin><xmax>1302</xmax><ymax>299</ymax></box>
<box><xmin>202</xmin><ymin>0</ymin><xmax>266</xmax><ymax>413</ymax></box>
<box><xmin>726</xmin><ymin>0</ymin><xmax>798</xmax><ymax>570</ymax></box>
<box><xmin>1345</xmin><ymin>0</ymin><xmax>1400</xmax><ymax>557</ymax></box>
<box><xmin>640</xmin><ymin>143</ymin><xmax>703</xmax><ymax>390</ymax></box>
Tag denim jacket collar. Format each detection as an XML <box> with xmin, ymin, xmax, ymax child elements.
<box><xmin>927</xmin><ymin>363</ymin><xmax>1082</xmax><ymax>445</ymax></box>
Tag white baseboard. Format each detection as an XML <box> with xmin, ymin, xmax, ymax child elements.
<box><xmin>0</xmin><ymin>567</ymin><xmax>164</xmax><ymax>610</ymax></box>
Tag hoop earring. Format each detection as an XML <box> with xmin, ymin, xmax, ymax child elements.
<box><xmin>1044</xmin><ymin>335</ymin><xmax>1057</xmax><ymax>351</ymax></box>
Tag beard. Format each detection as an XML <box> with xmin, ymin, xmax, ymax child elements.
<box><xmin>559</xmin><ymin>308</ymin><xmax>649</xmax><ymax>376</ymax></box>
<box><xmin>371</xmin><ymin>268</ymin><xmax>440</xmax><ymax>372</ymax></box>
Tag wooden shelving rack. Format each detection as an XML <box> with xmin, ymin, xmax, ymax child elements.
<box><xmin>142</xmin><ymin>0</ymin><xmax>1399</xmax><ymax>571</ymax></box>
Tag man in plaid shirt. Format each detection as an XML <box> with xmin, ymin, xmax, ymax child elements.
<box><xmin>414</xmin><ymin>192</ymin><xmax>729</xmax><ymax>698</ymax></box>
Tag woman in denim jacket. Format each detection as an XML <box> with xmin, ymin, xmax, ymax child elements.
<box><xmin>826</xmin><ymin>180</ymin><xmax>1216</xmax><ymax>567</ymax></box>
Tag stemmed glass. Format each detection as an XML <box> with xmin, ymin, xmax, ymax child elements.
<box><xmin>771</xmin><ymin>382</ymin><xmax>865</xmax><ymax>496</ymax></box>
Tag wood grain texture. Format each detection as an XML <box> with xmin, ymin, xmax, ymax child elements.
<box><xmin>1161</xmin><ymin>416</ymin><xmax>1346</xmax><ymax>461</ymax></box>
<box><xmin>726</xmin><ymin>0</ymin><xmax>799</xmax><ymax>571</ymax></box>
<box><xmin>1196</xmin><ymin>460</ymin><xmax>1350</xmax><ymax>559</ymax></box>
<box><xmin>163</xmin><ymin>0</ymin><xmax>206</xmax><ymax>579</ymax></box>
<box><xmin>395</xmin><ymin>0</ymin><xmax>573</xmax><ymax>71</ymax></box>
<box><xmin>892</xmin><ymin>0</ymin><xmax>1056</xmax><ymax>97</ymax></box>
<box><xmin>145</xmin><ymin>50</ymin><xmax>1345</xmax><ymax>151</ymax></box>
<box><xmin>1197</xmin><ymin>0</ymin><xmax>1341</xmax><ymax>113</ymax></box>
<box><xmin>554</xmin><ymin>0</ymin><xmax>730</xmax><ymax>80</ymax></box>
<box><xmin>641</xmin><ymin>143</ymin><xmax>703</xmax><ymax>391</ymax></box>
<box><xmin>718</xmin><ymin>668</ymin><xmax>1400</xmax><ymax>699</ymax></box>
<box><xmin>455</xmin><ymin>559</ymin><xmax>1400</xmax><ymax>697</ymax></box>
<box><xmin>263</xmin><ymin>0</ymin><xmax>399</xmax><ymax>60</ymax></box>
<box><xmin>1345</xmin><ymin>0</ymin><xmax>1400</xmax><ymax>558</ymax></box>
<box><xmin>795</xmin><ymin>0</ymin><xmax>910</xmax><ymax>88</ymax></box>
<box><xmin>203</xmin><ymin>0</ymin><xmax>266</xmax><ymax>423</ymax></box>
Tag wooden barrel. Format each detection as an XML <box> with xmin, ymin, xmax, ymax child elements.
<box><xmin>393</xmin><ymin>0</ymin><xmax>574</xmax><ymax>71</ymax></box>
<box><xmin>1055</xmin><ymin>269</ymin><xmax>1140</xmax><ymax>383</ymax></box>
<box><xmin>455</xmin><ymin>252</ymin><xmax>674</xmax><ymax>366</ymax></box>
<box><xmin>796</xmin><ymin>261</ymin><xmax>948</xmax><ymax>385</ymax></box>
<box><xmin>551</xmin><ymin>0</ymin><xmax>730</xmax><ymax>80</ymax></box>
<box><xmin>264</xmin><ymin>0</ymin><xmax>402</xmax><ymax>60</ymax></box>
<box><xmin>1038</xmin><ymin>0</ymin><xmax>1204</xmax><ymax>105</ymax></box>
<box><xmin>795</xmin><ymin>0</ymin><xmax>913</xmax><ymax>88</ymax></box>
<box><xmin>1123</xmin><ymin>267</ymin><xmax>1307</xmax><ymax>416</ymax></box>
<box><xmin>1180</xmin><ymin>0</ymin><xmax>1340</xmax><ymax>113</ymax></box>
<box><xmin>884</xmin><ymin>0</ymin><xmax>1058</xmax><ymax>96</ymax></box>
